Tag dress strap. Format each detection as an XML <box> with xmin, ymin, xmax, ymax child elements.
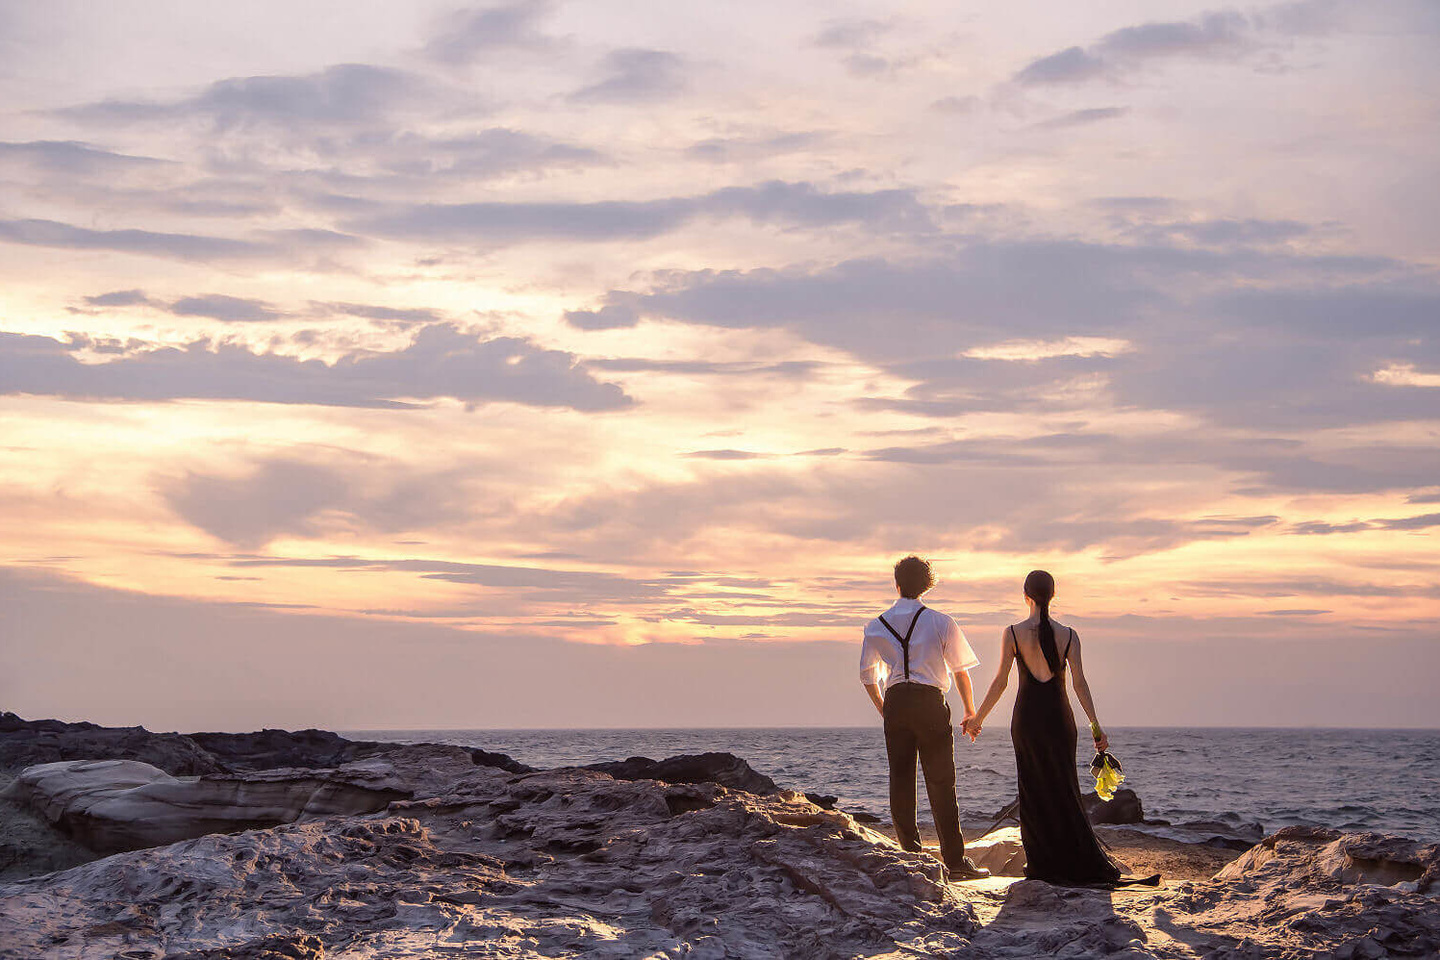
<box><xmin>878</xmin><ymin>606</ymin><xmax>926</xmax><ymax>680</ymax></box>
<box><xmin>1008</xmin><ymin>624</ymin><xmax>1028</xmax><ymax>678</ymax></box>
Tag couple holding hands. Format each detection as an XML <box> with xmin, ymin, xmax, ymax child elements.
<box><xmin>860</xmin><ymin>556</ymin><xmax>1129</xmax><ymax>886</ymax></box>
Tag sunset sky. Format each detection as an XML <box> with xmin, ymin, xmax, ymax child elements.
<box><xmin>2</xmin><ymin>0</ymin><xmax>1438</xmax><ymax>731</ymax></box>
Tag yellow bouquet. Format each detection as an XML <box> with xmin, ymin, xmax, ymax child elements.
<box><xmin>1089</xmin><ymin>750</ymin><xmax>1125</xmax><ymax>801</ymax></box>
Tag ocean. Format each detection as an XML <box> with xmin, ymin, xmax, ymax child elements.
<box><xmin>353</xmin><ymin>727</ymin><xmax>1440</xmax><ymax>842</ymax></box>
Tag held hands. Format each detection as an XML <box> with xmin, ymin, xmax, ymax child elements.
<box><xmin>961</xmin><ymin>713</ymin><xmax>982</xmax><ymax>742</ymax></box>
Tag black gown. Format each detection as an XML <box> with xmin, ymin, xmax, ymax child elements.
<box><xmin>1009</xmin><ymin>622</ymin><xmax>1122</xmax><ymax>886</ymax></box>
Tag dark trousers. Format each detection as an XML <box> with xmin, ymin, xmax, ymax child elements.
<box><xmin>883</xmin><ymin>681</ymin><xmax>967</xmax><ymax>870</ymax></box>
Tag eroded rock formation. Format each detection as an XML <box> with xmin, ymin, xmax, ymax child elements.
<box><xmin>0</xmin><ymin>713</ymin><xmax>223</xmax><ymax>777</ymax></box>
<box><xmin>3</xmin><ymin>759</ymin><xmax>415</xmax><ymax>853</ymax></box>
<box><xmin>0</xmin><ymin>713</ymin><xmax>533</xmax><ymax>779</ymax></box>
<box><xmin>0</xmin><ymin>767</ymin><xmax>977</xmax><ymax>959</ymax></box>
<box><xmin>581</xmin><ymin>752</ymin><xmax>779</xmax><ymax>794</ymax></box>
<box><xmin>189</xmin><ymin>728</ymin><xmax>534</xmax><ymax>775</ymax></box>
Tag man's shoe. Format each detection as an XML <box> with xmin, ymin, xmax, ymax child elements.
<box><xmin>948</xmin><ymin>857</ymin><xmax>991</xmax><ymax>881</ymax></box>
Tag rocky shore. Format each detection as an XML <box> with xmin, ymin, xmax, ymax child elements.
<box><xmin>2</xmin><ymin>713</ymin><xmax>1437</xmax><ymax>958</ymax></box>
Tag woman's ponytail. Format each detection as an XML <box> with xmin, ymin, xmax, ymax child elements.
<box><xmin>1024</xmin><ymin>569</ymin><xmax>1059</xmax><ymax>674</ymax></box>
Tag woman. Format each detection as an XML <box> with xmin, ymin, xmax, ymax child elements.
<box><xmin>963</xmin><ymin>570</ymin><xmax>1123</xmax><ymax>886</ymax></box>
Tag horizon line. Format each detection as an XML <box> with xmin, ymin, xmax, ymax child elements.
<box><xmin>340</xmin><ymin>723</ymin><xmax>1440</xmax><ymax>734</ymax></box>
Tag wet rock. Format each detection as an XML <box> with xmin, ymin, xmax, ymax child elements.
<box><xmin>805</xmin><ymin>792</ymin><xmax>838</xmax><ymax>809</ymax></box>
<box><xmin>581</xmin><ymin>752</ymin><xmax>778</xmax><ymax>794</ymax></box>
<box><xmin>1082</xmin><ymin>787</ymin><xmax>1144</xmax><ymax>825</ymax></box>
<box><xmin>1175</xmin><ymin>818</ymin><xmax>1266</xmax><ymax>846</ymax></box>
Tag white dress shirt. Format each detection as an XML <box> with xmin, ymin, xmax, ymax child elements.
<box><xmin>859</xmin><ymin>598</ymin><xmax>979</xmax><ymax>693</ymax></box>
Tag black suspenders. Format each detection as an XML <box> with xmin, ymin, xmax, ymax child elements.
<box><xmin>877</xmin><ymin>606</ymin><xmax>926</xmax><ymax>680</ymax></box>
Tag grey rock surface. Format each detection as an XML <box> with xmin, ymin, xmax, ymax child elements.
<box><xmin>3</xmin><ymin>766</ymin><xmax>1438</xmax><ymax>958</ymax></box>
<box><xmin>3</xmin><ymin>758</ymin><xmax>415</xmax><ymax>853</ymax></box>
<box><xmin>581</xmin><ymin>752</ymin><xmax>779</xmax><ymax>794</ymax></box>
<box><xmin>0</xmin><ymin>768</ymin><xmax>976</xmax><ymax>958</ymax></box>
<box><xmin>0</xmin><ymin>712</ymin><xmax>223</xmax><ymax>777</ymax></box>
<box><xmin>189</xmin><ymin>728</ymin><xmax>534</xmax><ymax>775</ymax></box>
<box><xmin>1082</xmin><ymin>787</ymin><xmax>1144</xmax><ymax>825</ymax></box>
<box><xmin>0</xmin><ymin>713</ymin><xmax>534</xmax><ymax>782</ymax></box>
<box><xmin>0</xmin><ymin>775</ymin><xmax>95</xmax><ymax>883</ymax></box>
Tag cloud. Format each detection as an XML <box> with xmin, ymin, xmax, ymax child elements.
<box><xmin>574</xmin><ymin>234</ymin><xmax>1438</xmax><ymax>430</ymax></box>
<box><xmin>83</xmin><ymin>291</ymin><xmax>446</xmax><ymax>326</ymax></box>
<box><xmin>1014</xmin><ymin>46</ymin><xmax>1109</xmax><ymax>85</ymax></box>
<box><xmin>1100</xmin><ymin>11</ymin><xmax>1251</xmax><ymax>60</ymax></box>
<box><xmin>1384</xmin><ymin>512</ymin><xmax>1440</xmax><ymax>530</ymax></box>
<box><xmin>312</xmin><ymin>302</ymin><xmax>443</xmax><ymax>325</ymax></box>
<box><xmin>568</xmin><ymin>49</ymin><xmax>686</xmax><ymax>104</ymax></box>
<box><xmin>685</xmin><ymin>449</ymin><xmax>770</xmax><ymax>460</ymax></box>
<box><xmin>304</xmin><ymin>128</ymin><xmax>606</xmax><ymax>184</ymax></box>
<box><xmin>0</xmin><ymin>218</ymin><xmax>270</xmax><ymax>262</ymax></box>
<box><xmin>811</xmin><ymin>18</ymin><xmax>901</xmax><ymax>76</ymax></box>
<box><xmin>0</xmin><ymin>323</ymin><xmax>632</xmax><ymax>411</ymax></box>
<box><xmin>814</xmin><ymin>19</ymin><xmax>894</xmax><ymax>49</ymax></box>
<box><xmin>225</xmin><ymin>554</ymin><xmax>674</xmax><ymax>603</ymax></box>
<box><xmin>586</xmin><ymin>358</ymin><xmax>823</xmax><ymax>378</ymax></box>
<box><xmin>80</xmin><ymin>290</ymin><xmax>283</xmax><ymax>322</ymax></box>
<box><xmin>424</xmin><ymin>1</ymin><xmax>555</xmax><ymax>63</ymax></box>
<box><xmin>1292</xmin><ymin>513</ymin><xmax>1440</xmax><ymax>534</ymax></box>
<box><xmin>164</xmin><ymin>460</ymin><xmax>353</xmax><ymax>549</ymax></box>
<box><xmin>160</xmin><ymin>453</ymin><xmax>507</xmax><ymax>550</ymax></box>
<box><xmin>57</xmin><ymin>64</ymin><xmax>435</xmax><ymax>131</ymax></box>
<box><xmin>169</xmin><ymin>294</ymin><xmax>280</xmax><ymax>322</ymax></box>
<box><xmin>1015</xmin><ymin>10</ymin><xmax>1253</xmax><ymax>85</ymax></box>
<box><xmin>0</xmin><ymin>218</ymin><xmax>363</xmax><ymax>266</ymax></box>
<box><xmin>345</xmin><ymin>180</ymin><xmax>931</xmax><ymax>246</ymax></box>
<box><xmin>84</xmin><ymin>289</ymin><xmax>150</xmax><ymax>308</ymax></box>
<box><xmin>686</xmin><ymin>132</ymin><xmax>827</xmax><ymax>164</ymax></box>
<box><xmin>1133</xmin><ymin>218</ymin><xmax>1312</xmax><ymax>246</ymax></box>
<box><xmin>564</xmin><ymin>303</ymin><xmax>639</xmax><ymax>330</ymax></box>
<box><xmin>1032</xmin><ymin>106</ymin><xmax>1129</xmax><ymax>130</ymax></box>
<box><xmin>0</xmin><ymin>140</ymin><xmax>169</xmax><ymax>175</ymax></box>
<box><xmin>931</xmin><ymin>96</ymin><xmax>981</xmax><ymax>115</ymax></box>
<box><xmin>586</xmin><ymin>243</ymin><xmax>1161</xmax><ymax>357</ymax></box>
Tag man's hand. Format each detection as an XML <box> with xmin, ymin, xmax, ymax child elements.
<box><xmin>961</xmin><ymin>715</ymin><xmax>981</xmax><ymax>742</ymax></box>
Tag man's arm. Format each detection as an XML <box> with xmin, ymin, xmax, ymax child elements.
<box><xmin>943</xmin><ymin>618</ymin><xmax>980</xmax><ymax>724</ymax></box>
<box><xmin>863</xmin><ymin>682</ymin><xmax>885</xmax><ymax>716</ymax></box>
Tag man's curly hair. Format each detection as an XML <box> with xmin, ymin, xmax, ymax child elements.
<box><xmin>893</xmin><ymin>555</ymin><xmax>935</xmax><ymax>599</ymax></box>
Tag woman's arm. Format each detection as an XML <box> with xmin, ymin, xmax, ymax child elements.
<box><xmin>1067</xmin><ymin>632</ymin><xmax>1108</xmax><ymax>752</ymax></box>
<box><xmin>965</xmin><ymin>631</ymin><xmax>1016</xmax><ymax>739</ymax></box>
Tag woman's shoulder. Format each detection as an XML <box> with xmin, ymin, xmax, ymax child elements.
<box><xmin>1006</xmin><ymin>618</ymin><xmax>1078</xmax><ymax>635</ymax></box>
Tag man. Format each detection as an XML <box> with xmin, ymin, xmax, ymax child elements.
<box><xmin>860</xmin><ymin>555</ymin><xmax>990</xmax><ymax>880</ymax></box>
